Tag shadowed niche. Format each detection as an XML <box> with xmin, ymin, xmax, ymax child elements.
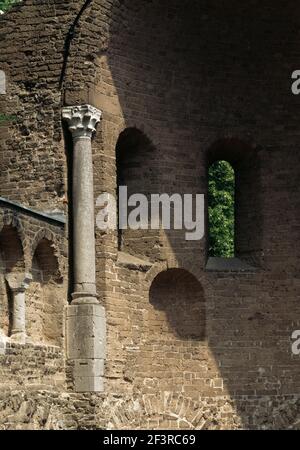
<box><xmin>116</xmin><ymin>127</ymin><xmax>158</xmax><ymax>255</ymax></box>
<box><xmin>0</xmin><ymin>225</ymin><xmax>24</xmax><ymax>273</ymax></box>
<box><xmin>0</xmin><ymin>225</ymin><xmax>25</xmax><ymax>337</ymax></box>
<box><xmin>149</xmin><ymin>268</ymin><xmax>205</xmax><ymax>340</ymax></box>
<box><xmin>32</xmin><ymin>238</ymin><xmax>61</xmax><ymax>284</ymax></box>
<box><xmin>29</xmin><ymin>238</ymin><xmax>63</xmax><ymax>345</ymax></box>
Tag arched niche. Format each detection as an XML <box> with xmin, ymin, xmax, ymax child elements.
<box><xmin>149</xmin><ymin>268</ymin><xmax>205</xmax><ymax>340</ymax></box>
<box><xmin>0</xmin><ymin>225</ymin><xmax>25</xmax><ymax>337</ymax></box>
<box><xmin>28</xmin><ymin>238</ymin><xmax>63</xmax><ymax>346</ymax></box>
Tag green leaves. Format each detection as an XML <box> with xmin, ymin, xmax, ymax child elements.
<box><xmin>208</xmin><ymin>160</ymin><xmax>235</xmax><ymax>257</ymax></box>
<box><xmin>0</xmin><ymin>0</ymin><xmax>20</xmax><ymax>13</ymax></box>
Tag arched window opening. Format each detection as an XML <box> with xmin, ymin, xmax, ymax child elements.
<box><xmin>208</xmin><ymin>160</ymin><xmax>235</xmax><ymax>258</ymax></box>
<box><xmin>206</xmin><ymin>138</ymin><xmax>261</xmax><ymax>268</ymax></box>
<box><xmin>116</xmin><ymin>127</ymin><xmax>156</xmax><ymax>255</ymax></box>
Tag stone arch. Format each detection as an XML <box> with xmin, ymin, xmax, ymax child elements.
<box><xmin>206</xmin><ymin>137</ymin><xmax>262</xmax><ymax>266</ymax></box>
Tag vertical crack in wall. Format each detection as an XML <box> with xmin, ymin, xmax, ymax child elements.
<box><xmin>59</xmin><ymin>0</ymin><xmax>93</xmax><ymax>96</ymax></box>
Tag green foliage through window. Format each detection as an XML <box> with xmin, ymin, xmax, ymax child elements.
<box><xmin>0</xmin><ymin>0</ymin><xmax>20</xmax><ymax>13</ymax></box>
<box><xmin>208</xmin><ymin>160</ymin><xmax>235</xmax><ymax>257</ymax></box>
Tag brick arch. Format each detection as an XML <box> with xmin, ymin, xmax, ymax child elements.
<box><xmin>103</xmin><ymin>392</ymin><xmax>238</xmax><ymax>430</ymax></box>
<box><xmin>116</xmin><ymin>126</ymin><xmax>157</xmax><ymax>168</ymax></box>
<box><xmin>145</xmin><ymin>261</ymin><xmax>167</xmax><ymax>285</ymax></box>
<box><xmin>145</xmin><ymin>261</ymin><xmax>201</xmax><ymax>290</ymax></box>
<box><xmin>117</xmin><ymin>120</ymin><xmax>161</xmax><ymax>150</ymax></box>
<box><xmin>206</xmin><ymin>136</ymin><xmax>257</xmax><ymax>167</ymax></box>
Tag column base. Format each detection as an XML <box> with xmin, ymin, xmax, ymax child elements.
<box><xmin>71</xmin><ymin>291</ymin><xmax>99</xmax><ymax>305</ymax></box>
<box><xmin>10</xmin><ymin>331</ymin><xmax>26</xmax><ymax>344</ymax></box>
<box><xmin>66</xmin><ymin>303</ymin><xmax>106</xmax><ymax>392</ymax></box>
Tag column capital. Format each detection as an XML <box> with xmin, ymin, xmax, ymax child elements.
<box><xmin>5</xmin><ymin>273</ymin><xmax>32</xmax><ymax>293</ymax></box>
<box><xmin>62</xmin><ymin>104</ymin><xmax>102</xmax><ymax>139</ymax></box>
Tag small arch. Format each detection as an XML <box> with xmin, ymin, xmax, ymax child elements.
<box><xmin>31</xmin><ymin>228</ymin><xmax>56</xmax><ymax>255</ymax></box>
<box><xmin>206</xmin><ymin>137</ymin><xmax>255</xmax><ymax>167</ymax></box>
<box><xmin>149</xmin><ymin>268</ymin><xmax>205</xmax><ymax>340</ymax></box>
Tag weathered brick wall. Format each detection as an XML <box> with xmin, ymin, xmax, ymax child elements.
<box><xmin>0</xmin><ymin>204</ymin><xmax>67</xmax><ymax>387</ymax></box>
<box><xmin>0</xmin><ymin>0</ymin><xmax>79</xmax><ymax>210</ymax></box>
<box><xmin>0</xmin><ymin>0</ymin><xmax>300</xmax><ymax>430</ymax></box>
<box><xmin>0</xmin><ymin>343</ymin><xmax>65</xmax><ymax>391</ymax></box>
<box><xmin>0</xmin><ymin>390</ymin><xmax>300</xmax><ymax>430</ymax></box>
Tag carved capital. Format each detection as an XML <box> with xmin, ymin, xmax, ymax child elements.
<box><xmin>5</xmin><ymin>273</ymin><xmax>32</xmax><ymax>293</ymax></box>
<box><xmin>62</xmin><ymin>104</ymin><xmax>102</xmax><ymax>139</ymax></box>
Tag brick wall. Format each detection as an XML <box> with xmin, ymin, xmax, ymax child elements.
<box><xmin>0</xmin><ymin>0</ymin><xmax>300</xmax><ymax>429</ymax></box>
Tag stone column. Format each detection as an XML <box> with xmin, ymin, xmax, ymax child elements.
<box><xmin>5</xmin><ymin>273</ymin><xmax>31</xmax><ymax>344</ymax></box>
<box><xmin>62</xmin><ymin>105</ymin><xmax>106</xmax><ymax>392</ymax></box>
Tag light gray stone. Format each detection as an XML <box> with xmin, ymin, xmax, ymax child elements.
<box><xmin>66</xmin><ymin>297</ymin><xmax>106</xmax><ymax>392</ymax></box>
<box><xmin>62</xmin><ymin>105</ymin><xmax>106</xmax><ymax>393</ymax></box>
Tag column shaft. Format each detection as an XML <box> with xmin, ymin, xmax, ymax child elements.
<box><xmin>73</xmin><ymin>136</ymin><xmax>96</xmax><ymax>298</ymax></box>
<box><xmin>11</xmin><ymin>289</ymin><xmax>26</xmax><ymax>341</ymax></box>
<box><xmin>62</xmin><ymin>104</ymin><xmax>106</xmax><ymax>392</ymax></box>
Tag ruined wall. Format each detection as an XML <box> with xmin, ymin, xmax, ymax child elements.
<box><xmin>90</xmin><ymin>0</ymin><xmax>300</xmax><ymax>428</ymax></box>
<box><xmin>0</xmin><ymin>343</ymin><xmax>65</xmax><ymax>391</ymax></box>
<box><xmin>0</xmin><ymin>0</ymin><xmax>300</xmax><ymax>430</ymax></box>
<box><xmin>0</xmin><ymin>204</ymin><xmax>67</xmax><ymax>390</ymax></box>
<box><xmin>1</xmin><ymin>391</ymin><xmax>300</xmax><ymax>430</ymax></box>
<box><xmin>0</xmin><ymin>0</ymin><xmax>77</xmax><ymax>211</ymax></box>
